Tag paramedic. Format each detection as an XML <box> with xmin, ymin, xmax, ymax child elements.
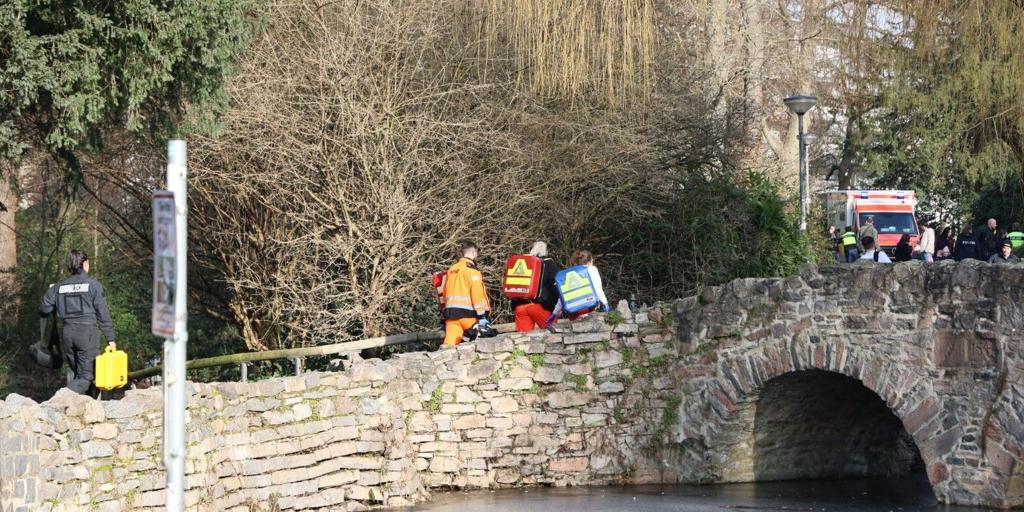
<box><xmin>548</xmin><ymin>250</ymin><xmax>610</xmax><ymax>324</ymax></box>
<box><xmin>442</xmin><ymin>241</ymin><xmax>493</xmax><ymax>346</ymax></box>
<box><xmin>513</xmin><ymin>241</ymin><xmax>561</xmax><ymax>332</ymax></box>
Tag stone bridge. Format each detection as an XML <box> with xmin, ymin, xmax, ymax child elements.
<box><xmin>1</xmin><ymin>261</ymin><xmax>1023</xmax><ymax>511</ymax></box>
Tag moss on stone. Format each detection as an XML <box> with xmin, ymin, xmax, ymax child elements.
<box><xmin>605</xmin><ymin>310</ymin><xmax>624</xmax><ymax>326</ymax></box>
<box><xmin>425</xmin><ymin>387</ymin><xmax>444</xmax><ymax>413</ymax></box>
<box><xmin>528</xmin><ymin>354</ymin><xmax>545</xmax><ymax>368</ymax></box>
<box><xmin>566</xmin><ymin>373</ymin><xmax>588</xmax><ymax>392</ymax></box>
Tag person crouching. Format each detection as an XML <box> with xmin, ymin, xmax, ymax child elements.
<box><xmin>442</xmin><ymin>241</ymin><xmax>495</xmax><ymax>346</ymax></box>
<box><xmin>513</xmin><ymin>241</ymin><xmax>562</xmax><ymax>332</ymax></box>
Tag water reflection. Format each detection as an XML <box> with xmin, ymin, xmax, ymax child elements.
<box><xmin>412</xmin><ymin>475</ymin><xmax>991</xmax><ymax>511</ymax></box>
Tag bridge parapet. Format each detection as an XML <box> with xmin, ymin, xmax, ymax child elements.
<box><xmin>668</xmin><ymin>260</ymin><xmax>1024</xmax><ymax>509</ymax></box>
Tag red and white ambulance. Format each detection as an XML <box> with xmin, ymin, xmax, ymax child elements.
<box><xmin>824</xmin><ymin>190</ymin><xmax>919</xmax><ymax>254</ymax></box>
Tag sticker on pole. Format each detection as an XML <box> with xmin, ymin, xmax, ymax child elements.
<box><xmin>152</xmin><ymin>191</ymin><xmax>177</xmax><ymax>338</ymax></box>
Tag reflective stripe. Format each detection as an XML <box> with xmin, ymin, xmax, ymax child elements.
<box><xmin>446</xmin><ymin>294</ymin><xmax>471</xmax><ymax>303</ymax></box>
<box><xmin>562</xmin><ymin>287</ymin><xmax>594</xmax><ymax>301</ymax></box>
<box><xmin>566</xmin><ymin>297</ymin><xmax>595</xmax><ymax>311</ymax></box>
<box><xmin>446</xmin><ymin>296</ymin><xmax>474</xmax><ymax>308</ymax></box>
<box><xmin>505</xmin><ymin>277</ymin><xmax>532</xmax><ymax>286</ymax></box>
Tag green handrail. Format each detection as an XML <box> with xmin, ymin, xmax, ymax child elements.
<box><xmin>127</xmin><ymin>322</ymin><xmax>516</xmax><ymax>380</ymax></box>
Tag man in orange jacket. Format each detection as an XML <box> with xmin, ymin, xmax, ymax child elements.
<box><xmin>442</xmin><ymin>241</ymin><xmax>494</xmax><ymax>346</ymax></box>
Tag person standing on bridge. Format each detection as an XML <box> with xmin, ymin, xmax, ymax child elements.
<box><xmin>441</xmin><ymin>241</ymin><xmax>496</xmax><ymax>347</ymax></box>
<box><xmin>915</xmin><ymin>221</ymin><xmax>935</xmax><ymax>262</ymax></box>
<box><xmin>841</xmin><ymin>226</ymin><xmax>859</xmax><ymax>263</ymax></box>
<box><xmin>38</xmin><ymin>250</ymin><xmax>116</xmax><ymax>395</ymax></box>
<box><xmin>858</xmin><ymin>236</ymin><xmax>892</xmax><ymax>263</ymax></box>
<box><xmin>894</xmin><ymin>234</ymin><xmax>913</xmax><ymax>262</ymax></box>
<box><xmin>978</xmin><ymin>218</ymin><xmax>999</xmax><ymax>261</ymax></box>
<box><xmin>857</xmin><ymin>216</ymin><xmax>878</xmax><ymax>253</ymax></box>
<box><xmin>988</xmin><ymin>241</ymin><xmax>1020</xmax><ymax>264</ymax></box>
<box><xmin>513</xmin><ymin>241</ymin><xmax>562</xmax><ymax>332</ymax></box>
<box><xmin>1007</xmin><ymin>223</ymin><xmax>1024</xmax><ymax>257</ymax></box>
<box><xmin>953</xmin><ymin>225</ymin><xmax>978</xmax><ymax>261</ymax></box>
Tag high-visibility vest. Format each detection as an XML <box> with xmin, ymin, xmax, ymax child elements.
<box><xmin>555</xmin><ymin>265</ymin><xmax>599</xmax><ymax>314</ymax></box>
<box><xmin>1008</xmin><ymin>232</ymin><xmax>1024</xmax><ymax>250</ymax></box>
<box><xmin>502</xmin><ymin>255</ymin><xmax>543</xmax><ymax>300</ymax></box>
<box><xmin>842</xmin><ymin>231</ymin><xmax>857</xmax><ymax>247</ymax></box>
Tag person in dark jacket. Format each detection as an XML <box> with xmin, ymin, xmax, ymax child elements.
<box><xmin>935</xmin><ymin>226</ymin><xmax>952</xmax><ymax>256</ymax></box>
<box><xmin>894</xmin><ymin>234</ymin><xmax>914</xmax><ymax>262</ymax></box>
<box><xmin>953</xmin><ymin>226</ymin><xmax>978</xmax><ymax>261</ymax></box>
<box><xmin>989</xmin><ymin>241</ymin><xmax>1021</xmax><ymax>264</ymax></box>
<box><xmin>39</xmin><ymin>250</ymin><xmax>116</xmax><ymax>394</ymax></box>
<box><xmin>977</xmin><ymin>218</ymin><xmax>999</xmax><ymax>261</ymax></box>
<box><xmin>513</xmin><ymin>241</ymin><xmax>562</xmax><ymax>332</ymax></box>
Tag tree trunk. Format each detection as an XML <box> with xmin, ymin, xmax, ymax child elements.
<box><xmin>764</xmin><ymin>113</ymin><xmax>803</xmax><ymax>192</ymax></box>
<box><xmin>708</xmin><ymin>0</ymin><xmax>734</xmax><ymax>119</ymax></box>
<box><xmin>837</xmin><ymin>109</ymin><xmax>861</xmax><ymax>190</ymax></box>
<box><xmin>740</xmin><ymin>0</ymin><xmax>765</xmax><ymax>121</ymax></box>
<box><xmin>0</xmin><ymin>175</ymin><xmax>17</xmax><ymax>326</ymax></box>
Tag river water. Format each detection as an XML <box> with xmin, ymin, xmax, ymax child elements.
<box><xmin>413</xmin><ymin>475</ymin><xmax>992</xmax><ymax>511</ymax></box>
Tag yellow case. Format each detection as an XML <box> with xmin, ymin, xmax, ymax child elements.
<box><xmin>95</xmin><ymin>346</ymin><xmax>128</xmax><ymax>391</ymax></box>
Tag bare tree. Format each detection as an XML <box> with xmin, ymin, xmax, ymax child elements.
<box><xmin>190</xmin><ymin>0</ymin><xmax>537</xmax><ymax>349</ymax></box>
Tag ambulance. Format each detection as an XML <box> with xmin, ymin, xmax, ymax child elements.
<box><xmin>824</xmin><ymin>190</ymin><xmax>919</xmax><ymax>254</ymax></box>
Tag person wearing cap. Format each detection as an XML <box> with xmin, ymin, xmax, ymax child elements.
<box><xmin>988</xmin><ymin>240</ymin><xmax>1020</xmax><ymax>264</ymax></box>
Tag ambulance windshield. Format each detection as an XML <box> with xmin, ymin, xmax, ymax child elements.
<box><xmin>859</xmin><ymin>212</ymin><xmax>918</xmax><ymax>235</ymax></box>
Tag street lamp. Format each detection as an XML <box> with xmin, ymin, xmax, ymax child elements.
<box><xmin>784</xmin><ymin>95</ymin><xmax>817</xmax><ymax>231</ymax></box>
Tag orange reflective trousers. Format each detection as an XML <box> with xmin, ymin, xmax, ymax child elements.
<box><xmin>443</xmin><ymin>318</ymin><xmax>478</xmax><ymax>346</ymax></box>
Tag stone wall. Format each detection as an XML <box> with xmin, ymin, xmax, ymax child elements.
<box><xmin>0</xmin><ymin>311</ymin><xmax>679</xmax><ymax>511</ymax></box>
<box><xmin>3</xmin><ymin>260</ymin><xmax>1024</xmax><ymax>511</ymax></box>
<box><xmin>667</xmin><ymin>260</ymin><xmax>1024</xmax><ymax>508</ymax></box>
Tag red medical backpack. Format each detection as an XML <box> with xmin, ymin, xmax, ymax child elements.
<box><xmin>502</xmin><ymin>255</ymin><xmax>543</xmax><ymax>300</ymax></box>
<box><xmin>432</xmin><ymin>271</ymin><xmax>447</xmax><ymax>315</ymax></box>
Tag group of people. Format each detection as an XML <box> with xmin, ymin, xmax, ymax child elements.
<box><xmin>830</xmin><ymin>217</ymin><xmax>1024</xmax><ymax>264</ymax></box>
<box><xmin>438</xmin><ymin>241</ymin><xmax>609</xmax><ymax>347</ymax></box>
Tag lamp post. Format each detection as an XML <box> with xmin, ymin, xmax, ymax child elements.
<box><xmin>783</xmin><ymin>95</ymin><xmax>817</xmax><ymax>231</ymax></box>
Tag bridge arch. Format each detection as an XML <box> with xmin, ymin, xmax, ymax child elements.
<box><xmin>671</xmin><ymin>339</ymin><xmax>957</xmax><ymax>499</ymax></box>
<box><xmin>660</xmin><ymin>262</ymin><xmax>1024</xmax><ymax>505</ymax></box>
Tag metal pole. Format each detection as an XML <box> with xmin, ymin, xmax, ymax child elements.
<box><xmin>798</xmin><ymin>113</ymin><xmax>808</xmax><ymax>231</ymax></box>
<box><xmin>164</xmin><ymin>140</ymin><xmax>188</xmax><ymax>511</ymax></box>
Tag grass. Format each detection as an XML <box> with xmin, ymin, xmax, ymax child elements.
<box><xmin>566</xmin><ymin>373</ymin><xmax>588</xmax><ymax>392</ymax></box>
<box><xmin>485</xmin><ymin>366</ymin><xmax>507</xmax><ymax>385</ymax></box>
<box><xmin>425</xmin><ymin>387</ymin><xmax>444</xmax><ymax>413</ymax></box>
<box><xmin>605</xmin><ymin>310</ymin><xmax>623</xmax><ymax>325</ymax></box>
<box><xmin>652</xmin><ymin>394</ymin><xmax>682</xmax><ymax>446</ymax></box>
<box><xmin>621</xmin><ymin>347</ymin><xmax>634</xmax><ymax>365</ymax></box>
<box><xmin>528</xmin><ymin>354</ymin><xmax>545</xmax><ymax>368</ymax></box>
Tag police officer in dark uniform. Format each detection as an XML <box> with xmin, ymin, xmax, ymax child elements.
<box><xmin>39</xmin><ymin>250</ymin><xmax>116</xmax><ymax>394</ymax></box>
